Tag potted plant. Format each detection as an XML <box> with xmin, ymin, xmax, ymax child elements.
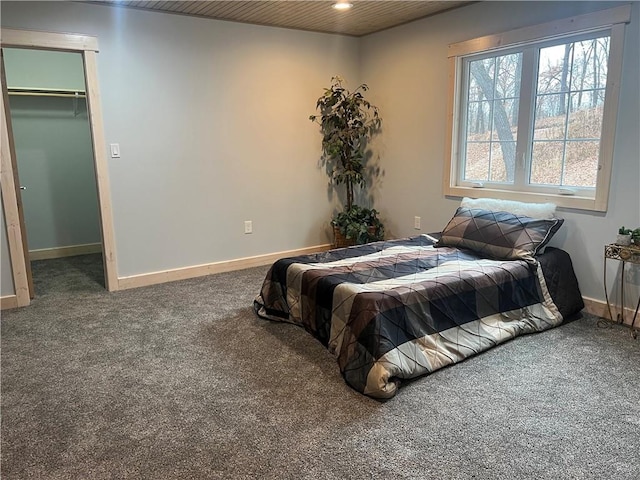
<box><xmin>332</xmin><ymin>205</ymin><xmax>385</xmax><ymax>246</ymax></box>
<box><xmin>616</xmin><ymin>226</ymin><xmax>632</xmax><ymax>246</ymax></box>
<box><xmin>632</xmin><ymin>228</ymin><xmax>640</xmax><ymax>246</ymax></box>
<box><xmin>309</xmin><ymin>76</ymin><xmax>384</xmax><ymax>246</ymax></box>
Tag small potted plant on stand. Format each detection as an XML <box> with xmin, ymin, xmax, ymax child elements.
<box><xmin>616</xmin><ymin>226</ymin><xmax>632</xmax><ymax>246</ymax></box>
<box><xmin>309</xmin><ymin>76</ymin><xmax>384</xmax><ymax>247</ymax></box>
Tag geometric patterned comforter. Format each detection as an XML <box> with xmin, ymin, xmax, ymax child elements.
<box><xmin>254</xmin><ymin>235</ymin><xmax>567</xmax><ymax>399</ymax></box>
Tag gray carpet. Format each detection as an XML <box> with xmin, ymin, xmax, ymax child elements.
<box><xmin>1</xmin><ymin>253</ymin><xmax>639</xmax><ymax>479</ymax></box>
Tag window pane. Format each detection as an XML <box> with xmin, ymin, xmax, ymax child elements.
<box><xmin>567</xmin><ymin>91</ymin><xmax>605</xmax><ymax>139</ymax></box>
<box><xmin>489</xmin><ymin>141</ymin><xmax>516</xmax><ymax>182</ymax></box>
<box><xmin>469</xmin><ymin>58</ymin><xmax>496</xmax><ymax>100</ymax></box>
<box><xmin>491</xmin><ymin>98</ymin><xmax>518</xmax><ymax>141</ymax></box>
<box><xmin>531</xmin><ymin>35</ymin><xmax>610</xmax><ymax>190</ymax></box>
<box><xmin>530</xmin><ymin>141</ymin><xmax>563</xmax><ymax>185</ymax></box>
<box><xmin>564</xmin><ymin>140</ymin><xmax>599</xmax><ymax>187</ymax></box>
<box><xmin>464</xmin><ymin>52</ymin><xmax>521</xmax><ymax>185</ymax></box>
<box><xmin>538</xmin><ymin>44</ymin><xmax>572</xmax><ymax>94</ymax></box>
<box><xmin>495</xmin><ymin>53</ymin><xmax>522</xmax><ymax>99</ymax></box>
<box><xmin>466</xmin><ymin>100</ymin><xmax>492</xmax><ymax>141</ymax></box>
<box><xmin>533</xmin><ymin>93</ymin><xmax>568</xmax><ymax>140</ymax></box>
<box><xmin>569</xmin><ymin>89</ymin><xmax>605</xmax><ymax>112</ymax></box>
<box><xmin>464</xmin><ymin>142</ymin><xmax>490</xmax><ymax>181</ymax></box>
<box><xmin>570</xmin><ymin>37</ymin><xmax>610</xmax><ymax>91</ymax></box>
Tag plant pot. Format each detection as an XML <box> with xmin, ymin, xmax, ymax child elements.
<box><xmin>333</xmin><ymin>225</ymin><xmax>378</xmax><ymax>248</ymax></box>
<box><xmin>333</xmin><ymin>225</ymin><xmax>355</xmax><ymax>248</ymax></box>
<box><xmin>616</xmin><ymin>234</ymin><xmax>632</xmax><ymax>246</ymax></box>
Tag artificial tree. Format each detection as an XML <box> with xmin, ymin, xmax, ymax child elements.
<box><xmin>309</xmin><ymin>76</ymin><xmax>384</xmax><ymax>245</ymax></box>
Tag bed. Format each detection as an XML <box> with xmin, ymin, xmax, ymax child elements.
<box><xmin>254</xmin><ymin>205</ymin><xmax>584</xmax><ymax>399</ymax></box>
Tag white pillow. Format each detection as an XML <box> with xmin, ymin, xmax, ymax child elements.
<box><xmin>460</xmin><ymin>197</ymin><xmax>557</xmax><ymax>219</ymax></box>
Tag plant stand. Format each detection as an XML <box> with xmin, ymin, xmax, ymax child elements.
<box><xmin>603</xmin><ymin>243</ymin><xmax>640</xmax><ymax>339</ymax></box>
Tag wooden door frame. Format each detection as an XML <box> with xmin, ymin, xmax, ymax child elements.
<box><xmin>1</xmin><ymin>49</ymin><xmax>33</xmax><ymax>303</ymax></box>
<box><xmin>1</xmin><ymin>29</ymin><xmax>118</xmax><ymax>306</ymax></box>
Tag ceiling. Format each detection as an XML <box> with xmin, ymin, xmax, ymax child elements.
<box><xmin>89</xmin><ymin>1</ymin><xmax>475</xmax><ymax>37</ymax></box>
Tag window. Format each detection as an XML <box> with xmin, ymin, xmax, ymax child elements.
<box><xmin>445</xmin><ymin>6</ymin><xmax>631</xmax><ymax>212</ymax></box>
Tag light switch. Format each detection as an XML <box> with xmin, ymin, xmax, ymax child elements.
<box><xmin>110</xmin><ymin>143</ymin><xmax>121</xmax><ymax>158</ymax></box>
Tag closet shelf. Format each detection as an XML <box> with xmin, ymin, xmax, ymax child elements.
<box><xmin>7</xmin><ymin>87</ymin><xmax>86</xmax><ymax>98</ymax></box>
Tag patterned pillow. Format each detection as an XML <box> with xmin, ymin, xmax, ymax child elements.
<box><xmin>436</xmin><ymin>207</ymin><xmax>564</xmax><ymax>262</ymax></box>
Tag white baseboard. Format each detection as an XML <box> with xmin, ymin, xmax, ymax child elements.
<box><xmin>1</xmin><ymin>295</ymin><xmax>18</xmax><ymax>310</ymax></box>
<box><xmin>29</xmin><ymin>243</ymin><xmax>102</xmax><ymax>261</ymax></box>
<box><xmin>582</xmin><ymin>296</ymin><xmax>639</xmax><ymax>326</ymax></box>
<box><xmin>117</xmin><ymin>243</ymin><xmax>333</xmax><ymax>290</ymax></box>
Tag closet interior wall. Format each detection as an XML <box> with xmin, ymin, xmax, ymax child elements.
<box><xmin>3</xmin><ymin>48</ymin><xmax>102</xmax><ymax>262</ymax></box>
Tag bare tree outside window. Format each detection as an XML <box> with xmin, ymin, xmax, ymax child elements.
<box><xmin>464</xmin><ymin>53</ymin><xmax>521</xmax><ymax>183</ymax></box>
<box><xmin>462</xmin><ymin>34</ymin><xmax>609</xmax><ymax>189</ymax></box>
<box><xmin>531</xmin><ymin>35</ymin><xmax>609</xmax><ymax>187</ymax></box>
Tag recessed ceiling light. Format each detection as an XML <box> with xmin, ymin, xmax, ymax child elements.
<box><xmin>332</xmin><ymin>2</ymin><xmax>354</xmax><ymax>10</ymax></box>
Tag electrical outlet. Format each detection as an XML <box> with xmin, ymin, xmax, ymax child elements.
<box><xmin>414</xmin><ymin>216</ymin><xmax>421</xmax><ymax>230</ymax></box>
<box><xmin>244</xmin><ymin>220</ymin><xmax>252</xmax><ymax>234</ymax></box>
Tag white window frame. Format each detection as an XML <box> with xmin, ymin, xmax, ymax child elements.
<box><xmin>443</xmin><ymin>5</ymin><xmax>631</xmax><ymax>212</ymax></box>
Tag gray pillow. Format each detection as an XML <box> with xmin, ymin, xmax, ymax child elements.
<box><xmin>436</xmin><ymin>207</ymin><xmax>564</xmax><ymax>262</ymax></box>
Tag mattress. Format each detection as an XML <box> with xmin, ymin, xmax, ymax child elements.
<box><xmin>254</xmin><ymin>235</ymin><xmax>583</xmax><ymax>399</ymax></box>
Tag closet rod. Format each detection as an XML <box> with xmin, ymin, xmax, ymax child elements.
<box><xmin>7</xmin><ymin>87</ymin><xmax>86</xmax><ymax>98</ymax></box>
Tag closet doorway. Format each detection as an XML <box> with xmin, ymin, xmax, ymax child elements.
<box><xmin>4</xmin><ymin>47</ymin><xmax>105</xmax><ymax>295</ymax></box>
<box><xmin>1</xmin><ymin>29</ymin><xmax>117</xmax><ymax>308</ymax></box>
